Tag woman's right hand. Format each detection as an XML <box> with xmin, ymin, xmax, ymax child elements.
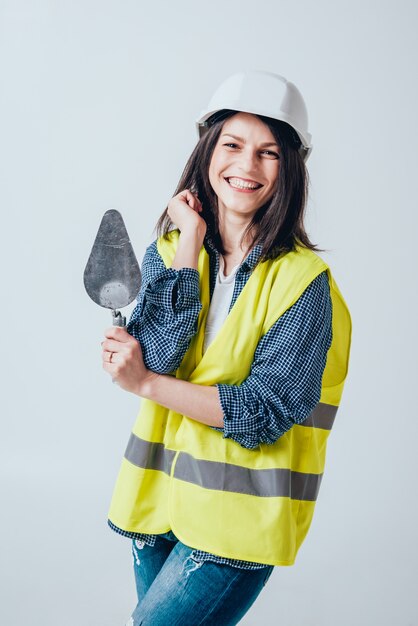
<box><xmin>167</xmin><ymin>189</ymin><xmax>207</xmax><ymax>241</ymax></box>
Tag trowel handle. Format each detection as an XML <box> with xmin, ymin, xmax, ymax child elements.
<box><xmin>112</xmin><ymin>309</ymin><xmax>126</xmax><ymax>328</ymax></box>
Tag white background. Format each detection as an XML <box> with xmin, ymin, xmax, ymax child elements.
<box><xmin>1</xmin><ymin>1</ymin><xmax>417</xmax><ymax>624</ymax></box>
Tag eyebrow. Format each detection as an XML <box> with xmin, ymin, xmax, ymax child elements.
<box><xmin>221</xmin><ymin>133</ymin><xmax>280</xmax><ymax>148</ymax></box>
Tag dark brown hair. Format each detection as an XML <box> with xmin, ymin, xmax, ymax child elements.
<box><xmin>155</xmin><ymin>110</ymin><xmax>320</xmax><ymax>263</ymax></box>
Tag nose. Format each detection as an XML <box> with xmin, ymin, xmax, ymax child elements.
<box><xmin>237</xmin><ymin>148</ymin><xmax>259</xmax><ymax>176</ymax></box>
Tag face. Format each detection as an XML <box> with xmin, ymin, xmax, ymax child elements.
<box><xmin>208</xmin><ymin>112</ymin><xmax>280</xmax><ymax>221</ymax></box>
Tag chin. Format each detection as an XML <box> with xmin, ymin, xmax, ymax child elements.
<box><xmin>223</xmin><ymin>202</ymin><xmax>261</xmax><ymax>216</ymax></box>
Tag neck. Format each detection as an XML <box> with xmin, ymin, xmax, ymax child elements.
<box><xmin>217</xmin><ymin>211</ymin><xmax>256</xmax><ymax>256</ymax></box>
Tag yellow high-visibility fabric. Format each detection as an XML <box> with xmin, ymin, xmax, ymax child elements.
<box><xmin>108</xmin><ymin>229</ymin><xmax>352</xmax><ymax>566</ymax></box>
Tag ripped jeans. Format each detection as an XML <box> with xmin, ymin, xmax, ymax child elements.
<box><xmin>127</xmin><ymin>531</ymin><xmax>274</xmax><ymax>626</ymax></box>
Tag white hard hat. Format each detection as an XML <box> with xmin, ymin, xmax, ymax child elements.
<box><xmin>196</xmin><ymin>70</ymin><xmax>312</xmax><ymax>161</ymax></box>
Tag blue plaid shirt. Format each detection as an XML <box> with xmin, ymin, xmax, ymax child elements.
<box><xmin>109</xmin><ymin>233</ymin><xmax>333</xmax><ymax>569</ymax></box>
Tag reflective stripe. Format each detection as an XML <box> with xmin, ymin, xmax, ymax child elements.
<box><xmin>124</xmin><ymin>434</ymin><xmax>322</xmax><ymax>502</ymax></box>
<box><xmin>173</xmin><ymin>452</ymin><xmax>322</xmax><ymax>501</ymax></box>
<box><xmin>301</xmin><ymin>402</ymin><xmax>338</xmax><ymax>430</ymax></box>
<box><xmin>125</xmin><ymin>436</ymin><xmax>176</xmax><ymax>474</ymax></box>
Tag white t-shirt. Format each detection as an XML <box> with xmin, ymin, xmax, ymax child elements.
<box><xmin>203</xmin><ymin>255</ymin><xmax>240</xmax><ymax>355</ymax></box>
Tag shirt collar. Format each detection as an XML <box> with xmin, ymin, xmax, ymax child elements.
<box><xmin>204</xmin><ymin>232</ymin><xmax>263</xmax><ymax>273</ymax></box>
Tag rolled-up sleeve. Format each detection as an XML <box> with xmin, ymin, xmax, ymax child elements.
<box><xmin>214</xmin><ymin>271</ymin><xmax>333</xmax><ymax>449</ymax></box>
<box><xmin>127</xmin><ymin>240</ymin><xmax>202</xmax><ymax>373</ymax></box>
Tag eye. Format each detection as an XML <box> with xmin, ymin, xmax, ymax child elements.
<box><xmin>223</xmin><ymin>143</ymin><xmax>280</xmax><ymax>160</ymax></box>
<box><xmin>261</xmin><ymin>150</ymin><xmax>280</xmax><ymax>159</ymax></box>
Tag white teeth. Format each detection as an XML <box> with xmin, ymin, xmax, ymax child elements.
<box><xmin>227</xmin><ymin>177</ymin><xmax>261</xmax><ymax>190</ymax></box>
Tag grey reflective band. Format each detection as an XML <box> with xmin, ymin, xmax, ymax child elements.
<box><xmin>174</xmin><ymin>452</ymin><xmax>323</xmax><ymax>501</ymax></box>
<box><xmin>125</xmin><ymin>436</ymin><xmax>176</xmax><ymax>475</ymax></box>
<box><xmin>301</xmin><ymin>402</ymin><xmax>338</xmax><ymax>430</ymax></box>
<box><xmin>125</xmin><ymin>434</ymin><xmax>323</xmax><ymax>502</ymax></box>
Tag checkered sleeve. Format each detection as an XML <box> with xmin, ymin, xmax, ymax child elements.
<box><xmin>126</xmin><ymin>240</ymin><xmax>202</xmax><ymax>374</ymax></box>
<box><xmin>215</xmin><ymin>271</ymin><xmax>333</xmax><ymax>449</ymax></box>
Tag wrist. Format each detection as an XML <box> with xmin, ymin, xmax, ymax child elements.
<box><xmin>171</xmin><ymin>229</ymin><xmax>205</xmax><ymax>271</ymax></box>
<box><xmin>137</xmin><ymin>369</ymin><xmax>160</xmax><ymax>398</ymax></box>
<box><xmin>179</xmin><ymin>225</ymin><xmax>206</xmax><ymax>246</ymax></box>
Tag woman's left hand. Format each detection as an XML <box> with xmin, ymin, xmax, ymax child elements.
<box><xmin>102</xmin><ymin>327</ymin><xmax>154</xmax><ymax>395</ymax></box>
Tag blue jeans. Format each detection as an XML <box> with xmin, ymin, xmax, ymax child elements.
<box><xmin>127</xmin><ymin>531</ymin><xmax>274</xmax><ymax>626</ymax></box>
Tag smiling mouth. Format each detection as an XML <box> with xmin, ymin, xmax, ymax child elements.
<box><xmin>224</xmin><ymin>177</ymin><xmax>263</xmax><ymax>191</ymax></box>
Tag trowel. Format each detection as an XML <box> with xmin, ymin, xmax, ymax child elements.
<box><xmin>84</xmin><ymin>209</ymin><xmax>141</xmax><ymax>327</ymax></box>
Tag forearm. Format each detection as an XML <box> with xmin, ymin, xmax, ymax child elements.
<box><xmin>170</xmin><ymin>228</ymin><xmax>205</xmax><ymax>271</ymax></box>
<box><xmin>139</xmin><ymin>373</ymin><xmax>224</xmax><ymax>428</ymax></box>
<box><xmin>127</xmin><ymin>239</ymin><xmax>202</xmax><ymax>373</ymax></box>
<box><xmin>215</xmin><ymin>271</ymin><xmax>333</xmax><ymax>448</ymax></box>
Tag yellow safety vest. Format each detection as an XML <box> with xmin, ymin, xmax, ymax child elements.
<box><xmin>108</xmin><ymin>229</ymin><xmax>352</xmax><ymax>566</ymax></box>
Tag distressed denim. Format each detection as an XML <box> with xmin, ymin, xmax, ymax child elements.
<box><xmin>126</xmin><ymin>532</ymin><xmax>274</xmax><ymax>626</ymax></box>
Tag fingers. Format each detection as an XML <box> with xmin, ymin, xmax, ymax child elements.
<box><xmin>102</xmin><ymin>360</ymin><xmax>117</xmax><ymax>375</ymax></box>
<box><xmin>102</xmin><ymin>338</ymin><xmax>126</xmax><ymax>353</ymax></box>
<box><xmin>101</xmin><ymin>333</ymin><xmax>141</xmax><ymax>368</ymax></box>
<box><xmin>102</xmin><ymin>349</ymin><xmax>123</xmax><ymax>372</ymax></box>
<box><xmin>102</xmin><ymin>350</ymin><xmax>115</xmax><ymax>364</ymax></box>
<box><xmin>104</xmin><ymin>326</ymin><xmax>131</xmax><ymax>342</ymax></box>
<box><xmin>178</xmin><ymin>189</ymin><xmax>202</xmax><ymax>212</ymax></box>
<box><xmin>178</xmin><ymin>188</ymin><xmax>194</xmax><ymax>207</ymax></box>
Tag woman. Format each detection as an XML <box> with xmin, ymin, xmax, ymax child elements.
<box><xmin>101</xmin><ymin>71</ymin><xmax>352</xmax><ymax>625</ymax></box>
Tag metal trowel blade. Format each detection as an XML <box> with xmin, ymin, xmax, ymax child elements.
<box><xmin>84</xmin><ymin>209</ymin><xmax>141</xmax><ymax>310</ymax></box>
